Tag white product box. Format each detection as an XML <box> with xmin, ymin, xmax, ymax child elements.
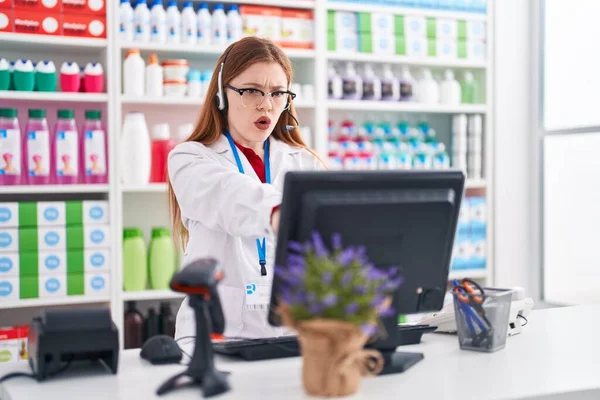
<box><xmin>85</xmin><ymin>272</ymin><xmax>110</xmax><ymax>297</ymax></box>
<box><xmin>84</xmin><ymin>225</ymin><xmax>110</xmax><ymax>249</ymax></box>
<box><xmin>370</xmin><ymin>13</ymin><xmax>395</xmax><ymax>35</ymax></box>
<box><xmin>37</xmin><ymin>202</ymin><xmax>66</xmax><ymax>226</ymax></box>
<box><xmin>469</xmin><ymin>197</ymin><xmax>486</xmax><ymax>234</ymax></box>
<box><xmin>336</xmin><ymin>32</ymin><xmax>359</xmax><ymax>53</ymax></box>
<box><xmin>470</xmin><ymin>235</ymin><xmax>487</xmax><ymax>269</ymax></box>
<box><xmin>437</xmin><ymin>19</ymin><xmax>457</xmax><ymax>39</ymax></box>
<box><xmin>404</xmin><ymin>16</ymin><xmax>427</xmax><ymax>38</ymax></box>
<box><xmin>372</xmin><ymin>33</ymin><xmax>396</xmax><ymax>55</ymax></box>
<box><xmin>84</xmin><ymin>249</ymin><xmax>110</xmax><ymax>273</ymax></box>
<box><xmin>451</xmin><ymin>235</ymin><xmax>472</xmax><ymax>271</ymax></box>
<box><xmin>333</xmin><ymin>11</ymin><xmax>357</xmax><ymax>34</ymax></box>
<box><xmin>82</xmin><ymin>201</ymin><xmax>110</xmax><ymax>225</ymax></box>
<box><xmin>406</xmin><ymin>37</ymin><xmax>428</xmax><ymax>57</ymax></box>
<box><xmin>0</xmin><ymin>204</ymin><xmax>18</xmax><ymax>228</ymax></box>
<box><xmin>467</xmin><ymin>21</ymin><xmax>486</xmax><ymax>40</ymax></box>
<box><xmin>280</xmin><ymin>9</ymin><xmax>314</xmax><ymax>49</ymax></box>
<box><xmin>39</xmin><ymin>274</ymin><xmax>67</xmax><ymax>298</ymax></box>
<box><xmin>457</xmin><ymin>200</ymin><xmax>471</xmax><ymax>235</ymax></box>
<box><xmin>0</xmin><ymin>229</ymin><xmax>18</xmax><ymax>253</ymax></box>
<box><xmin>0</xmin><ymin>253</ymin><xmax>18</xmax><ymax>276</ymax></box>
<box><xmin>467</xmin><ymin>40</ymin><xmax>486</xmax><ymax>61</ymax></box>
<box><xmin>38</xmin><ymin>227</ymin><xmax>66</xmax><ymax>251</ymax></box>
<box><xmin>241</xmin><ymin>6</ymin><xmax>282</xmax><ymax>42</ymax></box>
<box><xmin>437</xmin><ymin>39</ymin><xmax>458</xmax><ymax>60</ymax></box>
<box><xmin>0</xmin><ymin>277</ymin><xmax>19</xmax><ymax>301</ymax></box>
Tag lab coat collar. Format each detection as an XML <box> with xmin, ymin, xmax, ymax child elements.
<box><xmin>210</xmin><ymin>133</ymin><xmax>301</xmax><ymax>157</ymax></box>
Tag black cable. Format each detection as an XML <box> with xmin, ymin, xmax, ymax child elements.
<box><xmin>175</xmin><ymin>336</ymin><xmax>196</xmax><ymax>343</ymax></box>
<box><xmin>517</xmin><ymin>314</ymin><xmax>528</xmax><ymax>326</ymax></box>
<box><xmin>0</xmin><ymin>372</ymin><xmax>35</xmax><ymax>384</ymax></box>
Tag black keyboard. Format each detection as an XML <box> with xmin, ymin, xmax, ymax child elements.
<box><xmin>212</xmin><ymin>324</ymin><xmax>436</xmax><ymax>361</ymax></box>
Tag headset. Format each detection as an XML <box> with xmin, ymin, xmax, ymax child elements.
<box><xmin>215</xmin><ymin>42</ymin><xmax>299</xmax><ymax>131</ymax></box>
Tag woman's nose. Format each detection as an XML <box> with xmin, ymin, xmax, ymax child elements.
<box><xmin>257</xmin><ymin>95</ymin><xmax>273</xmax><ymax>111</ymax></box>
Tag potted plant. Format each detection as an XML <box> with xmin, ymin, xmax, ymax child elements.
<box><xmin>275</xmin><ymin>231</ymin><xmax>404</xmax><ymax>398</ymax></box>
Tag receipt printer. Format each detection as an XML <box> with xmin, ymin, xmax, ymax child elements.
<box><xmin>28</xmin><ymin>308</ymin><xmax>119</xmax><ymax>381</ymax></box>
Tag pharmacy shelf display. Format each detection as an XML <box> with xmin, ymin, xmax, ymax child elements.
<box><xmin>0</xmin><ymin>0</ymin><xmax>494</xmax><ymax>352</ymax></box>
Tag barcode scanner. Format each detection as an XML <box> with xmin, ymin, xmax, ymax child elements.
<box><xmin>156</xmin><ymin>259</ymin><xmax>230</xmax><ymax>398</ymax></box>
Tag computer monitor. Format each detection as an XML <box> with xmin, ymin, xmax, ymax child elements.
<box><xmin>268</xmin><ymin>170</ymin><xmax>465</xmax><ymax>373</ymax></box>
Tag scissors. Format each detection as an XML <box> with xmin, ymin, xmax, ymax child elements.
<box><xmin>452</xmin><ymin>279</ymin><xmax>492</xmax><ymax>346</ymax></box>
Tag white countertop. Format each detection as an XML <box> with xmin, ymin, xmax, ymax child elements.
<box><xmin>1</xmin><ymin>304</ymin><xmax>599</xmax><ymax>400</ymax></box>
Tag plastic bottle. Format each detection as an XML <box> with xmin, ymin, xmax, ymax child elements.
<box><xmin>418</xmin><ymin>68</ymin><xmax>440</xmax><ymax>104</ymax></box>
<box><xmin>23</xmin><ymin>109</ymin><xmax>51</xmax><ymax>185</ymax></box>
<box><xmin>362</xmin><ymin>63</ymin><xmax>381</xmax><ymax>101</ymax></box>
<box><xmin>440</xmin><ymin>70</ymin><xmax>461</xmax><ymax>105</ymax></box>
<box><xmin>226</xmin><ymin>4</ymin><xmax>242</xmax><ymax>43</ymax></box>
<box><xmin>150</xmin><ymin>0</ymin><xmax>166</xmax><ymax>44</ymax></box>
<box><xmin>197</xmin><ymin>3</ymin><xmax>212</xmax><ymax>46</ymax></box>
<box><xmin>120</xmin><ymin>0</ymin><xmax>134</xmax><ymax>42</ymax></box>
<box><xmin>134</xmin><ymin>0</ymin><xmax>151</xmax><ymax>43</ymax></box>
<box><xmin>342</xmin><ymin>62</ymin><xmax>362</xmax><ymax>100</ymax></box>
<box><xmin>145</xmin><ymin>53</ymin><xmax>163</xmax><ymax>97</ymax></box>
<box><xmin>123</xmin><ymin>49</ymin><xmax>145</xmax><ymax>96</ymax></box>
<box><xmin>433</xmin><ymin>143</ymin><xmax>451</xmax><ymax>169</ymax></box>
<box><xmin>13</xmin><ymin>59</ymin><xmax>34</xmax><ymax>92</ymax></box>
<box><xmin>181</xmin><ymin>1</ymin><xmax>197</xmax><ymax>45</ymax></box>
<box><xmin>124</xmin><ymin>301</ymin><xmax>145</xmax><ymax>349</ymax></box>
<box><xmin>398</xmin><ymin>66</ymin><xmax>415</xmax><ymax>102</ymax></box>
<box><xmin>461</xmin><ymin>71</ymin><xmax>480</xmax><ymax>104</ymax></box>
<box><xmin>35</xmin><ymin>61</ymin><xmax>57</xmax><ymax>92</ymax></box>
<box><xmin>81</xmin><ymin>110</ymin><xmax>108</xmax><ymax>184</ymax></box>
<box><xmin>150</xmin><ymin>124</ymin><xmax>175</xmax><ymax>183</ymax></box>
<box><xmin>381</xmin><ymin>64</ymin><xmax>400</xmax><ymax>101</ymax></box>
<box><xmin>159</xmin><ymin>302</ymin><xmax>176</xmax><ymax>337</ymax></box>
<box><xmin>212</xmin><ymin>3</ymin><xmax>227</xmax><ymax>47</ymax></box>
<box><xmin>165</xmin><ymin>0</ymin><xmax>181</xmax><ymax>44</ymax></box>
<box><xmin>0</xmin><ymin>108</ymin><xmax>22</xmax><ymax>186</ymax></box>
<box><xmin>0</xmin><ymin>59</ymin><xmax>9</xmax><ymax>91</ymax></box>
<box><xmin>144</xmin><ymin>308</ymin><xmax>160</xmax><ymax>342</ymax></box>
<box><xmin>59</xmin><ymin>61</ymin><xmax>80</xmax><ymax>93</ymax></box>
<box><xmin>148</xmin><ymin>227</ymin><xmax>177</xmax><ymax>289</ymax></box>
<box><xmin>328</xmin><ymin>65</ymin><xmax>343</xmax><ymax>99</ymax></box>
<box><xmin>123</xmin><ymin>227</ymin><xmax>148</xmax><ymax>291</ymax></box>
<box><xmin>121</xmin><ymin>112</ymin><xmax>151</xmax><ymax>185</ymax></box>
<box><xmin>53</xmin><ymin>109</ymin><xmax>79</xmax><ymax>185</ymax></box>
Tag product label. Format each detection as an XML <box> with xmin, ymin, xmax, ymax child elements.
<box><xmin>400</xmin><ymin>82</ymin><xmax>413</xmax><ymax>99</ymax></box>
<box><xmin>27</xmin><ymin>130</ymin><xmax>49</xmax><ymax>177</ymax></box>
<box><xmin>0</xmin><ymin>129</ymin><xmax>21</xmax><ymax>176</ymax></box>
<box><xmin>342</xmin><ymin>78</ymin><xmax>357</xmax><ymax>97</ymax></box>
<box><xmin>56</xmin><ymin>130</ymin><xmax>78</xmax><ymax>176</ymax></box>
<box><xmin>363</xmin><ymin>81</ymin><xmax>374</xmax><ymax>99</ymax></box>
<box><xmin>382</xmin><ymin>82</ymin><xmax>394</xmax><ymax>98</ymax></box>
<box><xmin>84</xmin><ymin>130</ymin><xmax>106</xmax><ymax>176</ymax></box>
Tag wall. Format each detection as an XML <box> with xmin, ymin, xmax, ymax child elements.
<box><xmin>492</xmin><ymin>0</ymin><xmax>539</xmax><ymax>298</ymax></box>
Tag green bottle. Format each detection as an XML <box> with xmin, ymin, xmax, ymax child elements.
<box><xmin>461</xmin><ymin>71</ymin><xmax>481</xmax><ymax>104</ymax></box>
<box><xmin>148</xmin><ymin>227</ymin><xmax>177</xmax><ymax>290</ymax></box>
<box><xmin>123</xmin><ymin>228</ymin><xmax>148</xmax><ymax>292</ymax></box>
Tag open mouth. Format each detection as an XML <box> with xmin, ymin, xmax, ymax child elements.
<box><xmin>254</xmin><ymin>116</ymin><xmax>272</xmax><ymax>131</ymax></box>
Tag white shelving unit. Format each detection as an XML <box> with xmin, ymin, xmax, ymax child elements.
<box><xmin>0</xmin><ymin>0</ymin><xmax>494</xmax><ymax>349</ymax></box>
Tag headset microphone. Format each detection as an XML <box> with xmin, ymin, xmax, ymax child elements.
<box><xmin>284</xmin><ymin>125</ymin><xmax>295</xmax><ymax>131</ymax></box>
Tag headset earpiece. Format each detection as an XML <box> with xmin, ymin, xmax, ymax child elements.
<box><xmin>216</xmin><ymin>61</ymin><xmax>226</xmax><ymax>111</ymax></box>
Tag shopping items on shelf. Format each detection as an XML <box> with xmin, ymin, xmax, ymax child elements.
<box><xmin>0</xmin><ymin>200</ymin><xmax>111</xmax><ymax>302</ymax></box>
<box><xmin>327</xmin><ymin>0</ymin><xmax>487</xmax><ymax>14</ymax></box>
<box><xmin>150</xmin><ymin>124</ymin><xmax>175</xmax><ymax>183</ymax></box>
<box><xmin>120</xmin><ymin>112</ymin><xmax>151</xmax><ymax>185</ymax></box>
<box><xmin>451</xmin><ymin>196</ymin><xmax>487</xmax><ymax>272</ymax></box>
<box><xmin>452</xmin><ymin>113</ymin><xmax>483</xmax><ymax>179</ymax></box>
<box><xmin>124</xmin><ymin>301</ymin><xmax>176</xmax><ymax>349</ymax></box>
<box><xmin>0</xmin><ymin>325</ymin><xmax>29</xmax><ymax>364</ymax></box>
<box><xmin>119</xmin><ymin>1</ymin><xmax>314</xmax><ymax>49</ymax></box>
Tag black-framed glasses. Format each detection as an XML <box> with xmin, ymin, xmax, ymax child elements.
<box><xmin>225</xmin><ymin>84</ymin><xmax>296</xmax><ymax>110</ymax></box>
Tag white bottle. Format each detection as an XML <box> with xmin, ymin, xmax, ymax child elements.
<box><xmin>342</xmin><ymin>62</ymin><xmax>363</xmax><ymax>100</ymax></box>
<box><xmin>328</xmin><ymin>65</ymin><xmax>343</xmax><ymax>99</ymax></box>
<box><xmin>123</xmin><ymin>49</ymin><xmax>145</xmax><ymax>97</ymax></box>
<box><xmin>119</xmin><ymin>0</ymin><xmax>134</xmax><ymax>42</ymax></box>
<box><xmin>150</xmin><ymin>0</ymin><xmax>166</xmax><ymax>44</ymax></box>
<box><xmin>181</xmin><ymin>1</ymin><xmax>197</xmax><ymax>45</ymax></box>
<box><xmin>227</xmin><ymin>4</ymin><xmax>243</xmax><ymax>43</ymax></box>
<box><xmin>145</xmin><ymin>53</ymin><xmax>163</xmax><ymax>97</ymax></box>
<box><xmin>381</xmin><ymin>64</ymin><xmax>400</xmax><ymax>101</ymax></box>
<box><xmin>121</xmin><ymin>112</ymin><xmax>151</xmax><ymax>185</ymax></box>
<box><xmin>398</xmin><ymin>66</ymin><xmax>416</xmax><ymax>102</ymax></box>
<box><xmin>418</xmin><ymin>68</ymin><xmax>440</xmax><ymax>104</ymax></box>
<box><xmin>440</xmin><ymin>70</ymin><xmax>461</xmax><ymax>105</ymax></box>
<box><xmin>212</xmin><ymin>3</ymin><xmax>227</xmax><ymax>47</ymax></box>
<box><xmin>165</xmin><ymin>0</ymin><xmax>181</xmax><ymax>44</ymax></box>
<box><xmin>362</xmin><ymin>63</ymin><xmax>381</xmax><ymax>101</ymax></box>
<box><xmin>134</xmin><ymin>0</ymin><xmax>151</xmax><ymax>43</ymax></box>
<box><xmin>197</xmin><ymin>3</ymin><xmax>212</xmax><ymax>46</ymax></box>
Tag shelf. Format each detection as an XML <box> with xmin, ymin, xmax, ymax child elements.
<box><xmin>119</xmin><ymin>42</ymin><xmax>315</xmax><ymax>60</ymax></box>
<box><xmin>1</xmin><ymin>184</ymin><xmax>110</xmax><ymax>195</ymax></box>
<box><xmin>0</xmin><ymin>91</ymin><xmax>108</xmax><ymax>103</ymax></box>
<box><xmin>220</xmin><ymin>0</ymin><xmax>315</xmax><ymax>8</ymax></box>
<box><xmin>0</xmin><ymin>296</ymin><xmax>110</xmax><ymax>310</ymax></box>
<box><xmin>448</xmin><ymin>269</ymin><xmax>487</xmax><ymax>280</ymax></box>
<box><xmin>121</xmin><ymin>290</ymin><xmax>185</xmax><ymax>302</ymax></box>
<box><xmin>328</xmin><ymin>100</ymin><xmax>487</xmax><ymax>114</ymax></box>
<box><xmin>120</xmin><ymin>96</ymin><xmax>315</xmax><ymax>109</ymax></box>
<box><xmin>0</xmin><ymin>33</ymin><xmax>107</xmax><ymax>52</ymax></box>
<box><xmin>466</xmin><ymin>179</ymin><xmax>487</xmax><ymax>189</ymax></box>
<box><xmin>122</xmin><ymin>184</ymin><xmax>168</xmax><ymax>193</ymax></box>
<box><xmin>326</xmin><ymin>1</ymin><xmax>487</xmax><ymax>21</ymax></box>
<box><xmin>327</xmin><ymin>52</ymin><xmax>487</xmax><ymax>69</ymax></box>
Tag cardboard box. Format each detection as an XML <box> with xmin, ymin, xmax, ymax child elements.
<box><xmin>469</xmin><ymin>197</ymin><xmax>486</xmax><ymax>235</ymax></box>
<box><xmin>328</xmin><ymin>10</ymin><xmax>356</xmax><ymax>34</ymax></box>
<box><xmin>0</xmin><ymin>229</ymin><xmax>18</xmax><ymax>253</ymax></box>
<box><xmin>451</xmin><ymin>234</ymin><xmax>471</xmax><ymax>271</ymax></box>
<box><xmin>14</xmin><ymin>0</ymin><xmax>60</xmax><ymax>12</ymax></box>
<box><xmin>280</xmin><ymin>9</ymin><xmax>314</xmax><ymax>49</ymax></box>
<box><xmin>329</xmin><ymin>31</ymin><xmax>358</xmax><ymax>53</ymax></box>
<box><xmin>0</xmin><ymin>276</ymin><xmax>18</xmax><ymax>300</ymax></box>
<box><xmin>61</xmin><ymin>0</ymin><xmax>106</xmax><ymax>16</ymax></box>
<box><xmin>457</xmin><ymin>200</ymin><xmax>471</xmax><ymax>235</ymax></box>
<box><xmin>357</xmin><ymin>12</ymin><xmax>395</xmax><ymax>35</ymax></box>
<box><xmin>458</xmin><ymin>39</ymin><xmax>486</xmax><ymax>61</ymax></box>
<box><xmin>61</xmin><ymin>12</ymin><xmax>106</xmax><ymax>38</ymax></box>
<box><xmin>404</xmin><ymin>16</ymin><xmax>427</xmax><ymax>38</ymax></box>
<box><xmin>429</xmin><ymin>38</ymin><xmax>458</xmax><ymax>59</ymax></box>
<box><xmin>458</xmin><ymin>20</ymin><xmax>486</xmax><ymax>40</ymax></box>
<box><xmin>0</xmin><ymin>0</ymin><xmax>13</xmax><ymax>9</ymax></box>
<box><xmin>0</xmin><ymin>201</ymin><xmax>108</xmax><ymax>229</ymax></box>
<box><xmin>0</xmin><ymin>204</ymin><xmax>18</xmax><ymax>229</ymax></box>
<box><xmin>469</xmin><ymin>234</ymin><xmax>486</xmax><ymax>269</ymax></box>
<box><xmin>401</xmin><ymin>36</ymin><xmax>428</xmax><ymax>57</ymax></box>
<box><xmin>39</xmin><ymin>273</ymin><xmax>66</xmax><ymax>297</ymax></box>
<box><xmin>1</xmin><ymin>225</ymin><xmax>110</xmax><ymax>252</ymax></box>
<box><xmin>0</xmin><ymin>326</ymin><xmax>29</xmax><ymax>364</ymax></box>
<box><xmin>366</xmin><ymin>33</ymin><xmax>395</xmax><ymax>55</ymax></box>
<box><xmin>0</xmin><ymin>253</ymin><xmax>18</xmax><ymax>276</ymax></box>
<box><xmin>13</xmin><ymin>10</ymin><xmax>61</xmax><ymax>35</ymax></box>
<box><xmin>0</xmin><ymin>9</ymin><xmax>12</xmax><ymax>32</ymax></box>
<box><xmin>84</xmin><ymin>271</ymin><xmax>109</xmax><ymax>296</ymax></box>
<box><xmin>428</xmin><ymin>18</ymin><xmax>458</xmax><ymax>39</ymax></box>
<box><xmin>240</xmin><ymin>5</ymin><xmax>281</xmax><ymax>43</ymax></box>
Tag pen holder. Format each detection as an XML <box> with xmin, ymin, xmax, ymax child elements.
<box><xmin>452</xmin><ymin>289</ymin><xmax>512</xmax><ymax>353</ymax></box>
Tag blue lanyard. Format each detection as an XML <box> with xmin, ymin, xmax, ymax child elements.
<box><xmin>224</xmin><ymin>130</ymin><xmax>270</xmax><ymax>276</ymax></box>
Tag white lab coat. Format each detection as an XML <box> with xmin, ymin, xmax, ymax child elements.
<box><xmin>168</xmin><ymin>133</ymin><xmax>322</xmax><ymax>346</ymax></box>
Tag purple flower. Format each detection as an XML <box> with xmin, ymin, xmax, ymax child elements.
<box><xmin>323</xmin><ymin>272</ymin><xmax>333</xmax><ymax>284</ymax></box>
<box><xmin>306</xmin><ymin>292</ymin><xmax>316</xmax><ymax>304</ymax></box>
<box><xmin>281</xmin><ymin>287</ymin><xmax>294</xmax><ymax>304</ymax></box>
<box><xmin>311</xmin><ymin>231</ymin><xmax>329</xmax><ymax>258</ymax></box>
<box><xmin>287</xmin><ymin>254</ymin><xmax>306</xmax><ymax>268</ymax></box>
<box><xmin>323</xmin><ymin>293</ymin><xmax>337</xmax><ymax>307</ymax></box>
<box><xmin>345</xmin><ymin>302</ymin><xmax>360</xmax><ymax>314</ymax></box>
<box><xmin>366</xmin><ymin>266</ymin><xmax>388</xmax><ymax>281</ymax></box>
<box><xmin>309</xmin><ymin>303</ymin><xmax>325</xmax><ymax>314</ymax></box>
<box><xmin>378</xmin><ymin>306</ymin><xmax>395</xmax><ymax>318</ymax></box>
<box><xmin>354</xmin><ymin>285</ymin><xmax>368</xmax><ymax>295</ymax></box>
<box><xmin>356</xmin><ymin>246</ymin><xmax>368</xmax><ymax>263</ymax></box>
<box><xmin>388</xmin><ymin>266</ymin><xmax>399</xmax><ymax>277</ymax></box>
<box><xmin>342</xmin><ymin>270</ymin><xmax>353</xmax><ymax>286</ymax></box>
<box><xmin>361</xmin><ymin>322</ymin><xmax>378</xmax><ymax>337</ymax></box>
<box><xmin>331</xmin><ymin>232</ymin><xmax>342</xmax><ymax>250</ymax></box>
<box><xmin>384</xmin><ymin>277</ymin><xmax>405</xmax><ymax>291</ymax></box>
<box><xmin>288</xmin><ymin>240</ymin><xmax>304</xmax><ymax>253</ymax></box>
<box><xmin>337</xmin><ymin>248</ymin><xmax>356</xmax><ymax>267</ymax></box>
<box><xmin>370</xmin><ymin>295</ymin><xmax>386</xmax><ymax>309</ymax></box>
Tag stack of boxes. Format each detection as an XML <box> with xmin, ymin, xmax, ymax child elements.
<box><xmin>0</xmin><ymin>0</ymin><xmax>107</xmax><ymax>39</ymax></box>
<box><xmin>327</xmin><ymin>10</ymin><xmax>486</xmax><ymax>62</ymax></box>
<box><xmin>0</xmin><ymin>200</ymin><xmax>111</xmax><ymax>302</ymax></box>
<box><xmin>451</xmin><ymin>196</ymin><xmax>486</xmax><ymax>272</ymax></box>
<box><xmin>241</xmin><ymin>5</ymin><xmax>314</xmax><ymax>49</ymax></box>
<box><xmin>327</xmin><ymin>0</ymin><xmax>487</xmax><ymax>14</ymax></box>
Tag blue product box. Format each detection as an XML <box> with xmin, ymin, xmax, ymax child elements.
<box><xmin>451</xmin><ymin>234</ymin><xmax>471</xmax><ymax>271</ymax></box>
<box><xmin>437</xmin><ymin>0</ymin><xmax>454</xmax><ymax>10</ymax></box>
<box><xmin>418</xmin><ymin>0</ymin><xmax>435</xmax><ymax>8</ymax></box>
<box><xmin>455</xmin><ymin>0</ymin><xmax>469</xmax><ymax>11</ymax></box>
<box><xmin>457</xmin><ymin>200</ymin><xmax>471</xmax><ymax>235</ymax></box>
<box><xmin>469</xmin><ymin>197</ymin><xmax>486</xmax><ymax>236</ymax></box>
<box><xmin>469</xmin><ymin>234</ymin><xmax>487</xmax><ymax>270</ymax></box>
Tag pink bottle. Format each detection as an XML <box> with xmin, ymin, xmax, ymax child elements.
<box><xmin>23</xmin><ymin>109</ymin><xmax>51</xmax><ymax>185</ymax></box>
<box><xmin>150</xmin><ymin>124</ymin><xmax>175</xmax><ymax>183</ymax></box>
<box><xmin>81</xmin><ymin>110</ymin><xmax>108</xmax><ymax>184</ymax></box>
<box><xmin>53</xmin><ymin>109</ymin><xmax>80</xmax><ymax>185</ymax></box>
<box><xmin>0</xmin><ymin>108</ymin><xmax>23</xmax><ymax>186</ymax></box>
<box><xmin>59</xmin><ymin>62</ymin><xmax>80</xmax><ymax>93</ymax></box>
<box><xmin>83</xmin><ymin>62</ymin><xmax>105</xmax><ymax>93</ymax></box>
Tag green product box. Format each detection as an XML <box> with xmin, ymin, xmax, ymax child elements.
<box><xmin>328</xmin><ymin>30</ymin><xmax>336</xmax><ymax>51</ymax></box>
<box><xmin>395</xmin><ymin>15</ymin><xmax>404</xmax><ymax>36</ymax></box>
<box><xmin>428</xmin><ymin>38</ymin><xmax>437</xmax><ymax>57</ymax></box>
<box><xmin>458</xmin><ymin>40</ymin><xmax>467</xmax><ymax>59</ymax></box>
<box><xmin>359</xmin><ymin>32</ymin><xmax>372</xmax><ymax>53</ymax></box>
<box><xmin>458</xmin><ymin>20</ymin><xmax>467</xmax><ymax>40</ymax></box>
<box><xmin>327</xmin><ymin>10</ymin><xmax>335</xmax><ymax>32</ymax></box>
<box><xmin>427</xmin><ymin>17</ymin><xmax>437</xmax><ymax>39</ymax></box>
<box><xmin>396</xmin><ymin>36</ymin><xmax>407</xmax><ymax>55</ymax></box>
<box><xmin>357</xmin><ymin>12</ymin><xmax>371</xmax><ymax>33</ymax></box>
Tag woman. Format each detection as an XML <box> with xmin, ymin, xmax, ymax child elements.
<box><xmin>167</xmin><ymin>37</ymin><xmax>323</xmax><ymax>342</ymax></box>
